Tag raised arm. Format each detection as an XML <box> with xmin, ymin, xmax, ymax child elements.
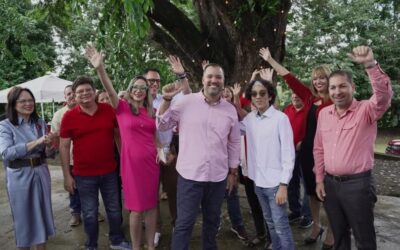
<box><xmin>348</xmin><ymin>46</ymin><xmax>393</xmax><ymax>122</ymax></box>
<box><xmin>259</xmin><ymin>47</ymin><xmax>290</xmax><ymax>76</ymax></box>
<box><xmin>168</xmin><ymin>55</ymin><xmax>191</xmax><ymax>95</ymax></box>
<box><xmin>231</xmin><ymin>83</ymin><xmax>248</xmax><ymax>120</ymax></box>
<box><xmin>85</xmin><ymin>45</ymin><xmax>119</xmax><ymax>108</ymax></box>
<box><xmin>260</xmin><ymin>47</ymin><xmax>313</xmax><ymax>103</ymax></box>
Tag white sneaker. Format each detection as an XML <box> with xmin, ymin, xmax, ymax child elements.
<box><xmin>154</xmin><ymin>232</ymin><xmax>161</xmax><ymax>247</ymax></box>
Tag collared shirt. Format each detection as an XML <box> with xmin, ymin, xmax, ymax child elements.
<box><xmin>241</xmin><ymin>106</ymin><xmax>295</xmax><ymax>188</ymax></box>
<box><xmin>51</xmin><ymin>105</ymin><xmax>74</xmax><ymax>163</ymax></box>
<box><xmin>157</xmin><ymin>92</ymin><xmax>241</xmax><ymax>182</ymax></box>
<box><xmin>60</xmin><ymin>103</ymin><xmax>117</xmax><ymax>176</ymax></box>
<box><xmin>0</xmin><ymin>117</ymin><xmax>47</xmax><ymax>165</ymax></box>
<box><xmin>284</xmin><ymin>104</ymin><xmax>307</xmax><ymax>146</ymax></box>
<box><xmin>313</xmin><ymin>65</ymin><xmax>393</xmax><ymax>183</ymax></box>
<box><xmin>152</xmin><ymin>93</ymin><xmax>163</xmax><ymax>110</ymax></box>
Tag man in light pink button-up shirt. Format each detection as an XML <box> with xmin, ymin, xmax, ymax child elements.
<box><xmin>157</xmin><ymin>63</ymin><xmax>241</xmax><ymax>250</ymax></box>
<box><xmin>313</xmin><ymin>46</ymin><xmax>393</xmax><ymax>250</ymax></box>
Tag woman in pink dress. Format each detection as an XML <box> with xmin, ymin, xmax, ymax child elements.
<box><xmin>86</xmin><ymin>46</ymin><xmax>158</xmax><ymax>250</ymax></box>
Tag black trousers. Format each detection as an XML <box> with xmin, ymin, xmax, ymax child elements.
<box><xmin>323</xmin><ymin>172</ymin><xmax>377</xmax><ymax>250</ymax></box>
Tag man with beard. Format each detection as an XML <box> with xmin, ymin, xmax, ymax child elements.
<box><xmin>157</xmin><ymin>63</ymin><xmax>241</xmax><ymax>250</ymax></box>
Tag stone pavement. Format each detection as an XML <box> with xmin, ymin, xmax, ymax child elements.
<box><xmin>0</xmin><ymin>164</ymin><xmax>399</xmax><ymax>249</ymax></box>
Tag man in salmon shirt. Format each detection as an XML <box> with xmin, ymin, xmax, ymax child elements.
<box><xmin>314</xmin><ymin>46</ymin><xmax>393</xmax><ymax>250</ymax></box>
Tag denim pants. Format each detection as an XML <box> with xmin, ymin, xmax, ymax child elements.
<box><xmin>255</xmin><ymin>186</ymin><xmax>295</xmax><ymax>250</ymax></box>
<box><xmin>171</xmin><ymin>175</ymin><xmax>226</xmax><ymax>250</ymax></box>
<box><xmin>69</xmin><ymin>165</ymin><xmax>81</xmax><ymax>215</ymax></box>
<box><xmin>225</xmin><ymin>185</ymin><xmax>244</xmax><ymax>228</ymax></box>
<box><xmin>288</xmin><ymin>154</ymin><xmax>311</xmax><ymax>219</ymax></box>
<box><xmin>75</xmin><ymin>171</ymin><xmax>125</xmax><ymax>248</ymax></box>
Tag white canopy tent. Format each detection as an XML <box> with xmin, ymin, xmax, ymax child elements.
<box><xmin>0</xmin><ymin>75</ymin><xmax>72</xmax><ymax>118</ymax></box>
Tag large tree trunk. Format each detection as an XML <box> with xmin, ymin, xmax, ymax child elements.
<box><xmin>147</xmin><ymin>0</ymin><xmax>291</xmax><ymax>88</ymax></box>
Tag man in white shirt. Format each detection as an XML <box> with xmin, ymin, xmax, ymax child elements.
<box><xmin>241</xmin><ymin>79</ymin><xmax>295</xmax><ymax>250</ymax></box>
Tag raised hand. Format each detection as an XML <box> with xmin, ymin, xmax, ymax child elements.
<box><xmin>85</xmin><ymin>45</ymin><xmax>104</xmax><ymax>69</ymax></box>
<box><xmin>347</xmin><ymin>46</ymin><xmax>375</xmax><ymax>67</ymax></box>
<box><xmin>259</xmin><ymin>47</ymin><xmax>272</xmax><ymax>62</ymax></box>
<box><xmin>250</xmin><ymin>69</ymin><xmax>260</xmax><ymax>81</ymax></box>
<box><xmin>231</xmin><ymin>83</ymin><xmax>242</xmax><ymax>96</ymax></box>
<box><xmin>259</xmin><ymin>68</ymin><xmax>274</xmax><ymax>82</ymax></box>
<box><xmin>168</xmin><ymin>55</ymin><xmax>185</xmax><ymax>75</ymax></box>
<box><xmin>201</xmin><ymin>60</ymin><xmax>209</xmax><ymax>70</ymax></box>
<box><xmin>162</xmin><ymin>83</ymin><xmax>181</xmax><ymax>100</ymax></box>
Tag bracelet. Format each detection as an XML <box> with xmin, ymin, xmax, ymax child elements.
<box><xmin>176</xmin><ymin>72</ymin><xmax>187</xmax><ymax>80</ymax></box>
<box><xmin>279</xmin><ymin>183</ymin><xmax>288</xmax><ymax>186</ymax></box>
<box><xmin>163</xmin><ymin>96</ymin><xmax>172</xmax><ymax>102</ymax></box>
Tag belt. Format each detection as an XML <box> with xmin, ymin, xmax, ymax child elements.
<box><xmin>326</xmin><ymin>170</ymin><xmax>371</xmax><ymax>182</ymax></box>
<box><xmin>8</xmin><ymin>157</ymin><xmax>46</xmax><ymax>169</ymax></box>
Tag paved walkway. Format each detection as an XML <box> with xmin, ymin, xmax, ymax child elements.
<box><xmin>0</xmin><ymin>164</ymin><xmax>399</xmax><ymax>249</ymax></box>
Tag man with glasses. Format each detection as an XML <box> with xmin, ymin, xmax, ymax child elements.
<box><xmin>59</xmin><ymin>76</ymin><xmax>130</xmax><ymax>250</ymax></box>
<box><xmin>241</xmin><ymin>79</ymin><xmax>295</xmax><ymax>249</ymax></box>
<box><xmin>144</xmin><ymin>68</ymin><xmax>163</xmax><ymax>109</ymax></box>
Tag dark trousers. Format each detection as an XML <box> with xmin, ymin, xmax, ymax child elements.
<box><xmin>171</xmin><ymin>175</ymin><xmax>227</xmax><ymax>250</ymax></box>
<box><xmin>69</xmin><ymin>165</ymin><xmax>81</xmax><ymax>215</ymax></box>
<box><xmin>323</xmin><ymin>172</ymin><xmax>377</xmax><ymax>250</ymax></box>
<box><xmin>239</xmin><ymin>167</ymin><xmax>270</xmax><ymax>240</ymax></box>
<box><xmin>160</xmin><ymin>161</ymin><xmax>178</xmax><ymax>226</ymax></box>
<box><xmin>288</xmin><ymin>154</ymin><xmax>311</xmax><ymax>219</ymax></box>
<box><xmin>75</xmin><ymin>171</ymin><xmax>125</xmax><ymax>248</ymax></box>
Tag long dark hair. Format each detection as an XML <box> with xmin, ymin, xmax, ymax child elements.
<box><xmin>126</xmin><ymin>76</ymin><xmax>154</xmax><ymax>117</ymax></box>
<box><xmin>6</xmin><ymin>87</ymin><xmax>39</xmax><ymax>125</ymax></box>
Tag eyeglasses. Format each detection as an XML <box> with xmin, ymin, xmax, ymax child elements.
<box><xmin>131</xmin><ymin>85</ymin><xmax>148</xmax><ymax>90</ymax></box>
<box><xmin>75</xmin><ymin>88</ymin><xmax>94</xmax><ymax>95</ymax></box>
<box><xmin>251</xmin><ymin>91</ymin><xmax>267</xmax><ymax>98</ymax></box>
<box><xmin>16</xmin><ymin>99</ymin><xmax>34</xmax><ymax>104</ymax></box>
<box><xmin>147</xmin><ymin>79</ymin><xmax>161</xmax><ymax>85</ymax></box>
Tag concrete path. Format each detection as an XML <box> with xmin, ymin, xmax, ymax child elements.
<box><xmin>0</xmin><ymin>165</ymin><xmax>399</xmax><ymax>249</ymax></box>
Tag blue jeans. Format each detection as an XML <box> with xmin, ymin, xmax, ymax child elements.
<box><xmin>69</xmin><ymin>165</ymin><xmax>81</xmax><ymax>215</ymax></box>
<box><xmin>172</xmin><ymin>175</ymin><xmax>226</xmax><ymax>250</ymax></box>
<box><xmin>255</xmin><ymin>186</ymin><xmax>294</xmax><ymax>250</ymax></box>
<box><xmin>288</xmin><ymin>154</ymin><xmax>311</xmax><ymax>219</ymax></box>
<box><xmin>225</xmin><ymin>185</ymin><xmax>244</xmax><ymax>228</ymax></box>
<box><xmin>75</xmin><ymin>171</ymin><xmax>125</xmax><ymax>248</ymax></box>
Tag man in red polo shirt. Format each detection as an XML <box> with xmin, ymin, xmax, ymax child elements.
<box><xmin>284</xmin><ymin>93</ymin><xmax>313</xmax><ymax>228</ymax></box>
<box><xmin>59</xmin><ymin>76</ymin><xmax>130</xmax><ymax>250</ymax></box>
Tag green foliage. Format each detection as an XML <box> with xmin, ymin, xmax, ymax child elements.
<box><xmin>0</xmin><ymin>0</ymin><xmax>56</xmax><ymax>89</ymax></box>
<box><xmin>284</xmin><ymin>0</ymin><xmax>400</xmax><ymax>128</ymax></box>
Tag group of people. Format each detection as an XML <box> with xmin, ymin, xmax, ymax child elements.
<box><xmin>0</xmin><ymin>44</ymin><xmax>392</xmax><ymax>250</ymax></box>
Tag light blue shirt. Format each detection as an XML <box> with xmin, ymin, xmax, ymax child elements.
<box><xmin>0</xmin><ymin>117</ymin><xmax>47</xmax><ymax>166</ymax></box>
<box><xmin>240</xmin><ymin>106</ymin><xmax>295</xmax><ymax>188</ymax></box>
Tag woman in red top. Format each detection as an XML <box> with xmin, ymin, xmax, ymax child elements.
<box><xmin>259</xmin><ymin>47</ymin><xmax>334</xmax><ymax>249</ymax></box>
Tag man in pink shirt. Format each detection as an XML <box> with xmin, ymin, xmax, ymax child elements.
<box><xmin>314</xmin><ymin>46</ymin><xmax>393</xmax><ymax>250</ymax></box>
<box><xmin>157</xmin><ymin>63</ymin><xmax>241</xmax><ymax>250</ymax></box>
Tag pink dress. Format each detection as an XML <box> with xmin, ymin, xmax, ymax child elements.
<box><xmin>116</xmin><ymin>100</ymin><xmax>159</xmax><ymax>211</ymax></box>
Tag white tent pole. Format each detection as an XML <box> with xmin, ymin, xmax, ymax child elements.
<box><xmin>41</xmin><ymin>102</ymin><xmax>44</xmax><ymax>119</ymax></box>
<box><xmin>52</xmin><ymin>99</ymin><xmax>55</xmax><ymax>116</ymax></box>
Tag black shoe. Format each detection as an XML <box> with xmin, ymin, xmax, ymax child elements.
<box><xmin>230</xmin><ymin>225</ymin><xmax>249</xmax><ymax>240</ymax></box>
<box><xmin>299</xmin><ymin>218</ymin><xmax>314</xmax><ymax>229</ymax></box>
<box><xmin>304</xmin><ymin>227</ymin><xmax>324</xmax><ymax>244</ymax></box>
<box><xmin>288</xmin><ymin>213</ymin><xmax>302</xmax><ymax>224</ymax></box>
<box><xmin>321</xmin><ymin>243</ymin><xmax>334</xmax><ymax>250</ymax></box>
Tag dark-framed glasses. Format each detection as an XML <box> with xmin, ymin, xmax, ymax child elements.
<box><xmin>251</xmin><ymin>91</ymin><xmax>267</xmax><ymax>98</ymax></box>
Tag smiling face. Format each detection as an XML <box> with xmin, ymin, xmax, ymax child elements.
<box><xmin>312</xmin><ymin>73</ymin><xmax>329</xmax><ymax>94</ymax></box>
<box><xmin>223</xmin><ymin>88</ymin><xmax>233</xmax><ymax>102</ymax></box>
<box><xmin>329</xmin><ymin>74</ymin><xmax>355</xmax><ymax>112</ymax></box>
<box><xmin>64</xmin><ymin>86</ymin><xmax>76</xmax><ymax>108</ymax></box>
<box><xmin>251</xmin><ymin>83</ymin><xmax>271</xmax><ymax>113</ymax></box>
<box><xmin>291</xmin><ymin>93</ymin><xmax>304</xmax><ymax>109</ymax></box>
<box><xmin>98</xmin><ymin>92</ymin><xmax>110</xmax><ymax>104</ymax></box>
<box><xmin>145</xmin><ymin>70</ymin><xmax>161</xmax><ymax>97</ymax></box>
<box><xmin>202</xmin><ymin>65</ymin><xmax>224</xmax><ymax>98</ymax></box>
<box><xmin>15</xmin><ymin>90</ymin><xmax>35</xmax><ymax>118</ymax></box>
<box><xmin>74</xmin><ymin>83</ymin><xmax>96</xmax><ymax>105</ymax></box>
<box><xmin>129</xmin><ymin>79</ymin><xmax>148</xmax><ymax>103</ymax></box>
